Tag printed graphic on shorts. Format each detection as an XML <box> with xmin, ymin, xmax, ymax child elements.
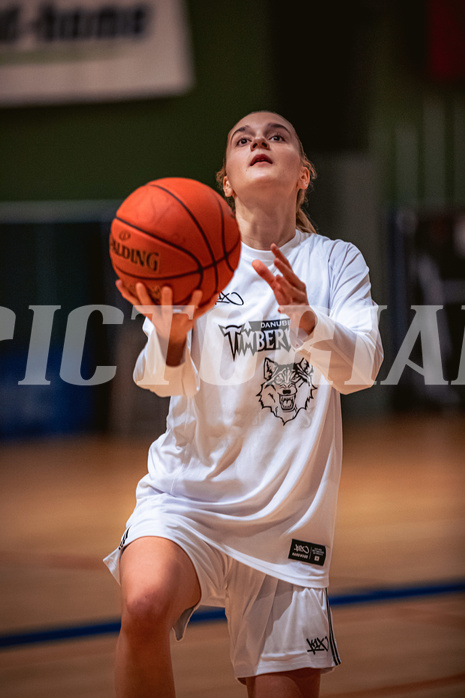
<box><xmin>306</xmin><ymin>636</ymin><xmax>329</xmax><ymax>654</ymax></box>
<box><xmin>257</xmin><ymin>357</ymin><xmax>317</xmax><ymax>424</ymax></box>
<box><xmin>220</xmin><ymin>318</ymin><xmax>291</xmax><ymax>360</ymax></box>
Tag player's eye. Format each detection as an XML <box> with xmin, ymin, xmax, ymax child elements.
<box><xmin>235</xmin><ymin>137</ymin><xmax>249</xmax><ymax>146</ymax></box>
<box><xmin>270</xmin><ymin>133</ymin><xmax>285</xmax><ymax>141</ymax></box>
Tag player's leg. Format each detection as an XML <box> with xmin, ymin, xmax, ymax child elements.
<box><xmin>226</xmin><ymin>565</ymin><xmax>339</xmax><ymax>697</ymax></box>
<box><xmin>115</xmin><ymin>536</ymin><xmax>201</xmax><ymax>698</ymax></box>
<box><xmin>245</xmin><ymin>667</ymin><xmax>321</xmax><ymax>697</ymax></box>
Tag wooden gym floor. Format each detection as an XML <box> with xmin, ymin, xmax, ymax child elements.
<box><xmin>0</xmin><ymin>412</ymin><xmax>464</xmax><ymax>697</ymax></box>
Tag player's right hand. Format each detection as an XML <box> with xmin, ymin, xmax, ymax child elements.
<box><xmin>115</xmin><ymin>280</ymin><xmax>218</xmax><ymax>364</ymax></box>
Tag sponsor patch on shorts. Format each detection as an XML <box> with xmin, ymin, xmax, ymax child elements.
<box><xmin>288</xmin><ymin>539</ymin><xmax>326</xmax><ymax>566</ymax></box>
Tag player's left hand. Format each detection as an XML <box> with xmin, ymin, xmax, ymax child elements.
<box><xmin>252</xmin><ymin>243</ymin><xmax>316</xmax><ymax>335</ymax></box>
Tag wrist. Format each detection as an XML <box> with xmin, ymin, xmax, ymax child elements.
<box><xmin>166</xmin><ymin>339</ymin><xmax>186</xmax><ymax>366</ymax></box>
<box><xmin>299</xmin><ymin>309</ymin><xmax>316</xmax><ymax>336</ymax></box>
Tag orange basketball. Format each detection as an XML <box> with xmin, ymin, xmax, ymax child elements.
<box><xmin>109</xmin><ymin>177</ymin><xmax>241</xmax><ymax>305</ymax></box>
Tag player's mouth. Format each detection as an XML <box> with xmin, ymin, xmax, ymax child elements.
<box><xmin>250</xmin><ymin>153</ymin><xmax>273</xmax><ymax>166</ymax></box>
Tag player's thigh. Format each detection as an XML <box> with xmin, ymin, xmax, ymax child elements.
<box><xmin>119</xmin><ymin>536</ymin><xmax>201</xmax><ymax>627</ymax></box>
<box><xmin>245</xmin><ymin>667</ymin><xmax>321</xmax><ymax>698</ymax></box>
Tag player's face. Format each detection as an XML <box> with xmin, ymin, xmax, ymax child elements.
<box><xmin>223</xmin><ymin>112</ymin><xmax>309</xmax><ymax>202</ymax></box>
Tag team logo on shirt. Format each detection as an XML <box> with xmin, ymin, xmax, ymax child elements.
<box><xmin>220</xmin><ymin>318</ymin><xmax>291</xmax><ymax>360</ymax></box>
<box><xmin>257</xmin><ymin>357</ymin><xmax>316</xmax><ymax>424</ymax></box>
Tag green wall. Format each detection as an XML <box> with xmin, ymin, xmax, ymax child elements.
<box><xmin>0</xmin><ymin>0</ymin><xmax>276</xmax><ymax>203</ymax></box>
<box><xmin>2</xmin><ymin>2</ymin><xmax>464</xmax><ymax>209</ymax></box>
<box><xmin>368</xmin><ymin>3</ymin><xmax>465</xmax><ymax>209</ymax></box>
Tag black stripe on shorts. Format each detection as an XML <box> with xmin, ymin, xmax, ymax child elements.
<box><xmin>325</xmin><ymin>589</ymin><xmax>341</xmax><ymax>665</ymax></box>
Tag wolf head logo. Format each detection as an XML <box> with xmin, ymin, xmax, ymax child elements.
<box><xmin>257</xmin><ymin>357</ymin><xmax>317</xmax><ymax>424</ymax></box>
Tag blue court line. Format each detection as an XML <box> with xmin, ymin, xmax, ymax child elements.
<box><xmin>1</xmin><ymin>579</ymin><xmax>464</xmax><ymax>650</ymax></box>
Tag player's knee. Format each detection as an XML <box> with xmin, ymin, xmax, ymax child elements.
<box><xmin>121</xmin><ymin>584</ymin><xmax>174</xmax><ymax>638</ymax></box>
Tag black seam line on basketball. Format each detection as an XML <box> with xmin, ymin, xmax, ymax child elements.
<box><xmin>111</xmin><ymin>239</ymin><xmax>239</xmax><ymax>281</ymax></box>
<box><xmin>114</xmin><ymin>216</ymin><xmax>204</xmax><ymax>274</ymax></box>
<box><xmin>113</xmin><ymin>237</ymin><xmax>237</xmax><ymax>293</ymax></box>
<box><xmin>227</xmin><ymin>232</ymin><xmax>241</xmax><ymax>266</ymax></box>
<box><xmin>218</xmin><ymin>198</ymin><xmax>228</xmax><ymax>270</ymax></box>
<box><xmin>113</xmin><ymin>219</ymin><xmax>240</xmax><ymax>263</ymax></box>
<box><xmin>216</xmin><ymin>198</ymin><xmax>235</xmax><ymax>274</ymax></box>
<box><xmin>148</xmin><ymin>184</ymin><xmax>219</xmax><ymax>290</ymax></box>
<box><xmin>111</xmin><ymin>263</ymin><xmax>202</xmax><ymax>282</ymax></box>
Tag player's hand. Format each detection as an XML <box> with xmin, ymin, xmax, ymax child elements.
<box><xmin>251</xmin><ymin>243</ymin><xmax>316</xmax><ymax>335</ymax></box>
<box><xmin>147</xmin><ymin>284</ymin><xmax>218</xmax><ymax>345</ymax></box>
<box><xmin>116</xmin><ymin>280</ymin><xmax>218</xmax><ymax>363</ymax></box>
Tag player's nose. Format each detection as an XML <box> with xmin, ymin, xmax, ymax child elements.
<box><xmin>251</xmin><ymin>136</ymin><xmax>269</xmax><ymax>149</ymax></box>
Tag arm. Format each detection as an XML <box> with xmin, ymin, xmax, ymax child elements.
<box><xmin>116</xmin><ymin>281</ymin><xmax>217</xmax><ymax>397</ymax></box>
<box><xmin>252</xmin><ymin>243</ymin><xmax>383</xmax><ymax>394</ymax></box>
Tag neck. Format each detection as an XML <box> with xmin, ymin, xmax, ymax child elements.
<box><xmin>235</xmin><ymin>197</ymin><xmax>296</xmax><ymax>250</ymax></box>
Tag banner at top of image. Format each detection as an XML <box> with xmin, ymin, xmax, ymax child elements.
<box><xmin>0</xmin><ymin>0</ymin><xmax>194</xmax><ymax>105</ymax></box>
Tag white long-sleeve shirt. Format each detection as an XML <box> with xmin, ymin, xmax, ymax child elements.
<box><xmin>130</xmin><ymin>230</ymin><xmax>383</xmax><ymax>587</ymax></box>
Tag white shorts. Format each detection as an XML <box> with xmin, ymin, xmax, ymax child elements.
<box><xmin>104</xmin><ymin>518</ymin><xmax>341</xmax><ymax>680</ymax></box>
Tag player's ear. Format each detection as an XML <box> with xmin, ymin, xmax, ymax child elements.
<box><xmin>223</xmin><ymin>175</ymin><xmax>234</xmax><ymax>198</ymax></box>
<box><xmin>298</xmin><ymin>166</ymin><xmax>310</xmax><ymax>191</ymax></box>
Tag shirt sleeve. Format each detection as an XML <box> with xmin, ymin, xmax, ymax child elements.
<box><xmin>290</xmin><ymin>241</ymin><xmax>384</xmax><ymax>394</ymax></box>
<box><xmin>133</xmin><ymin>318</ymin><xmax>200</xmax><ymax>397</ymax></box>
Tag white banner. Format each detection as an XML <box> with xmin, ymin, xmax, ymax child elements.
<box><xmin>0</xmin><ymin>0</ymin><xmax>194</xmax><ymax>105</ymax></box>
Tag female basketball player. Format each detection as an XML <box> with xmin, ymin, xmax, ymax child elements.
<box><xmin>105</xmin><ymin>111</ymin><xmax>383</xmax><ymax>697</ymax></box>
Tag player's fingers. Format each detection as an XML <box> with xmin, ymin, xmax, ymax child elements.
<box><xmin>115</xmin><ymin>280</ymin><xmax>139</xmax><ymax>305</ymax></box>
<box><xmin>116</xmin><ymin>281</ymin><xmax>158</xmax><ymax>317</ymax></box>
<box><xmin>159</xmin><ymin>285</ymin><xmax>175</xmax><ymax>308</ymax></box>
<box><xmin>192</xmin><ymin>293</ymin><xmax>218</xmax><ymax>321</ymax></box>
<box><xmin>189</xmin><ymin>289</ymin><xmax>203</xmax><ymax>308</ymax></box>
<box><xmin>201</xmin><ymin>292</ymin><xmax>219</xmax><ymax>312</ymax></box>
<box><xmin>271</xmin><ymin>244</ymin><xmax>307</xmax><ymax>291</ymax></box>
<box><xmin>273</xmin><ymin>274</ymin><xmax>307</xmax><ymax>304</ymax></box>
<box><xmin>135</xmin><ymin>282</ymin><xmax>157</xmax><ymax>307</ymax></box>
<box><xmin>273</xmin><ymin>257</ymin><xmax>307</xmax><ymax>293</ymax></box>
<box><xmin>270</xmin><ymin>244</ymin><xmax>300</xmax><ymax>278</ymax></box>
<box><xmin>251</xmin><ymin>259</ymin><xmax>276</xmax><ymax>286</ymax></box>
<box><xmin>270</xmin><ymin>243</ymin><xmax>291</xmax><ymax>267</ymax></box>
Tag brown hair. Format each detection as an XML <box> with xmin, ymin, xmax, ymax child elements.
<box><xmin>215</xmin><ymin>113</ymin><xmax>318</xmax><ymax>235</ymax></box>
